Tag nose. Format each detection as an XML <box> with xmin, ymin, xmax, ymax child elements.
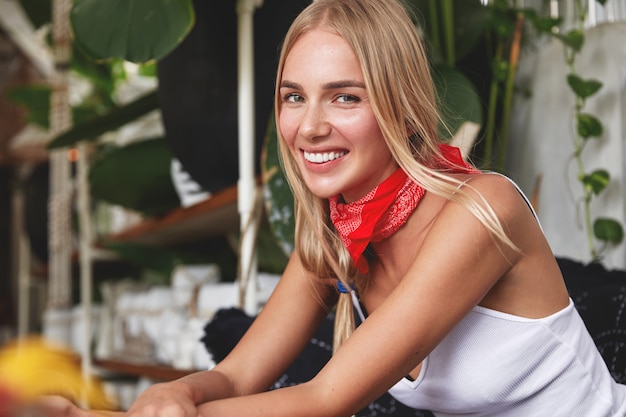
<box><xmin>298</xmin><ymin>102</ymin><xmax>331</xmax><ymax>140</ymax></box>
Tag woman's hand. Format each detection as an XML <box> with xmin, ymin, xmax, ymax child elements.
<box><xmin>27</xmin><ymin>395</ymin><xmax>121</xmax><ymax>417</ymax></box>
<box><xmin>19</xmin><ymin>381</ymin><xmax>197</xmax><ymax>417</ymax></box>
<box><xmin>124</xmin><ymin>381</ymin><xmax>197</xmax><ymax>417</ymax></box>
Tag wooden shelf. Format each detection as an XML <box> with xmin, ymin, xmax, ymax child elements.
<box><xmin>103</xmin><ymin>184</ymin><xmax>239</xmax><ymax>247</ymax></box>
<box><xmin>93</xmin><ymin>358</ymin><xmax>199</xmax><ymax>381</ymax></box>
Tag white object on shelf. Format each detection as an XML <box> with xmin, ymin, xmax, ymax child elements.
<box><xmin>42</xmin><ymin>306</ymin><xmax>73</xmax><ymax>346</ymax></box>
<box><xmin>196</xmin><ymin>283</ymin><xmax>239</xmax><ymax>320</ymax></box>
<box><xmin>95</xmin><ymin>280</ymin><xmax>149</xmax><ymax>359</ymax></box>
<box><xmin>170</xmin><ymin>158</ymin><xmax>211</xmax><ymax>208</ymax></box>
<box><xmin>171</xmin><ymin>264</ymin><xmax>220</xmax><ymax>309</ymax></box>
<box><xmin>70</xmin><ymin>303</ymin><xmax>101</xmax><ymax>357</ymax></box>
<box><xmin>172</xmin><ymin>317</ymin><xmax>215</xmax><ymax>370</ymax></box>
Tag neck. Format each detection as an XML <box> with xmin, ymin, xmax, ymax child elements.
<box><xmin>338</xmin><ymin>166</ymin><xmax>401</xmax><ymax>204</ymax></box>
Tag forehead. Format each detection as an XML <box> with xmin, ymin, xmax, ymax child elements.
<box><xmin>282</xmin><ymin>29</ymin><xmax>363</xmax><ymax>80</ymax></box>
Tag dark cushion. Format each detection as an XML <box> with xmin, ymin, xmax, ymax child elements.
<box><xmin>558</xmin><ymin>257</ymin><xmax>626</xmax><ymax>384</ymax></box>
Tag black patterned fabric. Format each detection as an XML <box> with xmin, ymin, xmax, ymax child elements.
<box><xmin>557</xmin><ymin>257</ymin><xmax>626</xmax><ymax>384</ymax></box>
<box><xmin>201</xmin><ymin>257</ymin><xmax>626</xmax><ymax>416</ymax></box>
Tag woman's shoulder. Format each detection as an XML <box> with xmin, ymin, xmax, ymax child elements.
<box><xmin>417</xmin><ymin>172</ymin><xmax>530</xmax><ymax>231</ymax></box>
<box><xmin>456</xmin><ymin>171</ymin><xmax>519</xmax><ymax>192</ymax></box>
<box><xmin>429</xmin><ymin>171</ymin><xmax>541</xmax><ymax>255</ymax></box>
<box><xmin>454</xmin><ymin>172</ymin><xmax>533</xmax><ymax>220</ymax></box>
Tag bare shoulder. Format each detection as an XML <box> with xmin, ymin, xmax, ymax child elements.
<box><xmin>435</xmin><ymin>172</ymin><xmax>545</xmax><ymax>263</ymax></box>
<box><xmin>456</xmin><ymin>172</ymin><xmax>534</xmax><ymax>225</ymax></box>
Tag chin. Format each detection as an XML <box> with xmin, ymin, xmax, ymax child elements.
<box><xmin>309</xmin><ymin>189</ymin><xmax>336</xmax><ymax>200</ymax></box>
<box><xmin>300</xmin><ymin>177</ymin><xmax>340</xmax><ymax>199</ymax></box>
<box><xmin>304</xmin><ymin>183</ymin><xmax>338</xmax><ymax>200</ymax></box>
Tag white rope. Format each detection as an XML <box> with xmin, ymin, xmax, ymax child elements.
<box><xmin>237</xmin><ymin>186</ymin><xmax>263</xmax><ymax>312</ymax></box>
<box><xmin>47</xmin><ymin>0</ymin><xmax>73</xmax><ymax>309</ymax></box>
<box><xmin>236</xmin><ymin>0</ymin><xmax>264</xmax><ymax>314</ymax></box>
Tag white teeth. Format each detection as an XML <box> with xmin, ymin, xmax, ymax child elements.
<box><xmin>303</xmin><ymin>150</ymin><xmax>347</xmax><ymax>163</ymax></box>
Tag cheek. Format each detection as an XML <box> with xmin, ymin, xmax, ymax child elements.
<box><xmin>344</xmin><ymin>116</ymin><xmax>385</xmax><ymax>147</ymax></box>
<box><xmin>277</xmin><ymin>114</ymin><xmax>297</xmax><ymax>148</ymax></box>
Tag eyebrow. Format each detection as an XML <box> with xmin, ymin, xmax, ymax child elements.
<box><xmin>279</xmin><ymin>80</ymin><xmax>366</xmax><ymax>90</ymax></box>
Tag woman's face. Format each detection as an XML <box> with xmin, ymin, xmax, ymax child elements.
<box><xmin>278</xmin><ymin>29</ymin><xmax>398</xmax><ymax>203</ymax></box>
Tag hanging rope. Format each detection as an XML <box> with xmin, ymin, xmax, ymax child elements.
<box><xmin>47</xmin><ymin>0</ymin><xmax>73</xmax><ymax>309</ymax></box>
<box><xmin>236</xmin><ymin>185</ymin><xmax>264</xmax><ymax>311</ymax></box>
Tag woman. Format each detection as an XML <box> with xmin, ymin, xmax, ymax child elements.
<box><xmin>38</xmin><ymin>0</ymin><xmax>626</xmax><ymax>415</ymax></box>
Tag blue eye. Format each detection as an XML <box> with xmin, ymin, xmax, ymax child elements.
<box><xmin>284</xmin><ymin>93</ymin><xmax>304</xmax><ymax>103</ymax></box>
<box><xmin>336</xmin><ymin>94</ymin><xmax>359</xmax><ymax>104</ymax></box>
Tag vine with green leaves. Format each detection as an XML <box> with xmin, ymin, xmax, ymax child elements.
<box><xmin>524</xmin><ymin>0</ymin><xmax>624</xmax><ymax>262</ymax></box>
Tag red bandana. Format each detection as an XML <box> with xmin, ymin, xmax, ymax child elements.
<box><xmin>329</xmin><ymin>144</ymin><xmax>479</xmax><ymax>274</ymax></box>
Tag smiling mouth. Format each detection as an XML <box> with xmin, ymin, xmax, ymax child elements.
<box><xmin>303</xmin><ymin>150</ymin><xmax>348</xmax><ymax>163</ymax></box>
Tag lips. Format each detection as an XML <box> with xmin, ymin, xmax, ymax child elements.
<box><xmin>303</xmin><ymin>150</ymin><xmax>348</xmax><ymax>163</ymax></box>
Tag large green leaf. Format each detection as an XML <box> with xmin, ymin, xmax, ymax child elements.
<box><xmin>261</xmin><ymin>116</ymin><xmax>295</xmax><ymax>257</ymax></box>
<box><xmin>48</xmin><ymin>90</ymin><xmax>160</xmax><ymax>149</ymax></box>
<box><xmin>71</xmin><ymin>0</ymin><xmax>195</xmax><ymax>63</ymax></box>
<box><xmin>89</xmin><ymin>137</ymin><xmax>180</xmax><ymax>216</ymax></box>
<box><xmin>433</xmin><ymin>65</ymin><xmax>483</xmax><ymax>138</ymax></box>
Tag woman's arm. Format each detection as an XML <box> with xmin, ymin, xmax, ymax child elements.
<box><xmin>123</xmin><ymin>251</ymin><xmax>337</xmax><ymax>416</ymax></box>
<box><xmin>196</xmin><ymin>175</ymin><xmax>539</xmax><ymax>416</ymax></box>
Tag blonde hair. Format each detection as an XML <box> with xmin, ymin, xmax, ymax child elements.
<box><xmin>274</xmin><ymin>0</ymin><xmax>516</xmax><ymax>352</ymax></box>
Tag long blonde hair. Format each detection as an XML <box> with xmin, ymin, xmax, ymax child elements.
<box><xmin>274</xmin><ymin>0</ymin><xmax>515</xmax><ymax>352</ymax></box>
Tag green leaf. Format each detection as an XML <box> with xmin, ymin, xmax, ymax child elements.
<box><xmin>48</xmin><ymin>91</ymin><xmax>160</xmax><ymax>149</ymax></box>
<box><xmin>71</xmin><ymin>46</ymin><xmax>119</xmax><ymax>101</ymax></box>
<box><xmin>567</xmin><ymin>74</ymin><xmax>602</xmax><ymax>100</ymax></box>
<box><xmin>89</xmin><ymin>138</ymin><xmax>180</xmax><ymax>216</ymax></box>
<box><xmin>433</xmin><ymin>65</ymin><xmax>484</xmax><ymax>138</ymax></box>
<box><xmin>581</xmin><ymin>169</ymin><xmax>609</xmax><ymax>195</ymax></box>
<box><xmin>491</xmin><ymin>59</ymin><xmax>509</xmax><ymax>83</ymax></box>
<box><xmin>138</xmin><ymin>62</ymin><xmax>158</xmax><ymax>77</ymax></box>
<box><xmin>6</xmin><ymin>84</ymin><xmax>51</xmax><ymax>128</ymax></box>
<box><xmin>262</xmin><ymin>113</ymin><xmax>295</xmax><ymax>257</ymax></box>
<box><xmin>595</xmin><ymin>0</ymin><xmax>608</xmax><ymax>5</ymax></box>
<box><xmin>594</xmin><ymin>218</ymin><xmax>624</xmax><ymax>244</ymax></box>
<box><xmin>556</xmin><ymin>29</ymin><xmax>585</xmax><ymax>52</ymax></box>
<box><xmin>70</xmin><ymin>0</ymin><xmax>195</xmax><ymax>63</ymax></box>
<box><xmin>577</xmin><ymin>113</ymin><xmax>603</xmax><ymax>138</ymax></box>
<box><xmin>489</xmin><ymin>2</ymin><xmax>517</xmax><ymax>38</ymax></box>
<box><xmin>525</xmin><ymin>12</ymin><xmax>562</xmax><ymax>34</ymax></box>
